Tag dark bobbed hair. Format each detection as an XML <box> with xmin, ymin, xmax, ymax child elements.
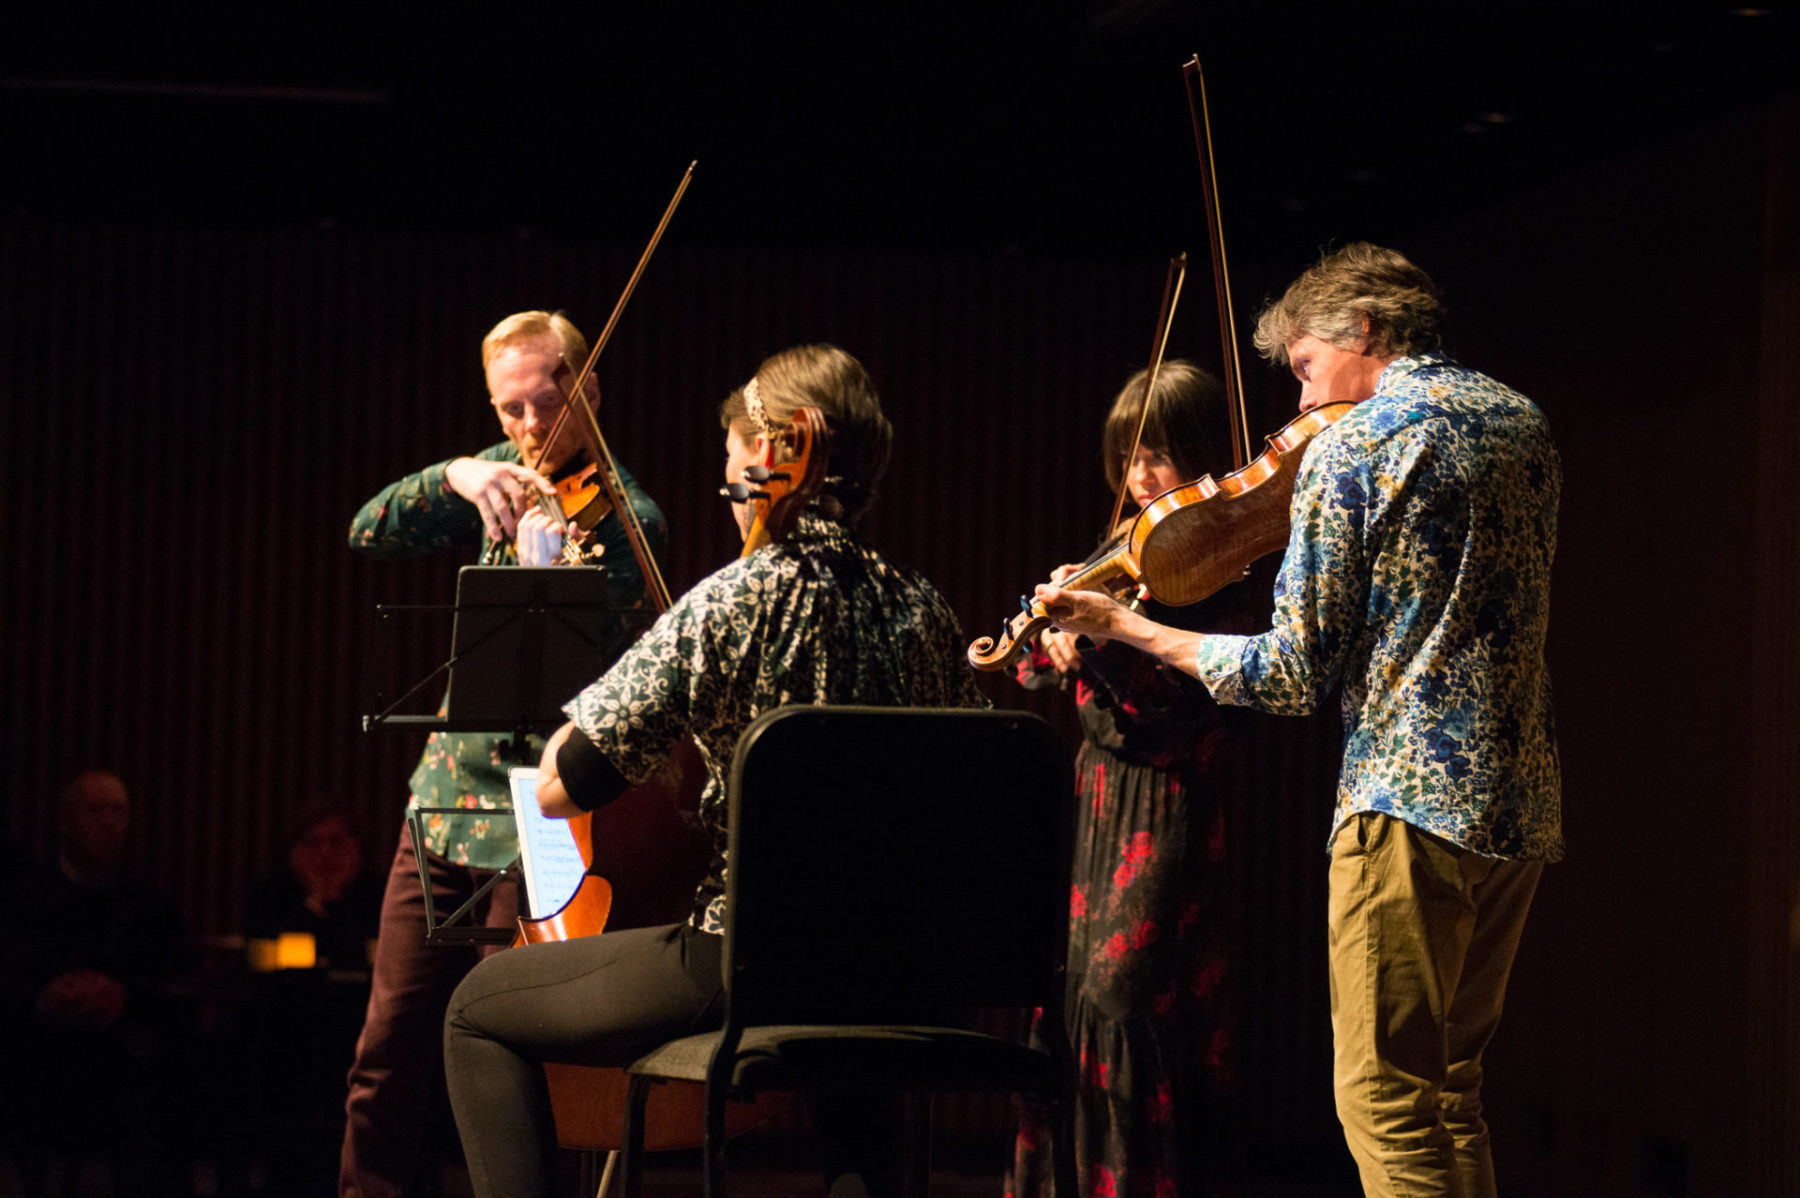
<box><xmin>1100</xmin><ymin>359</ymin><xmax>1229</xmax><ymax>494</ymax></box>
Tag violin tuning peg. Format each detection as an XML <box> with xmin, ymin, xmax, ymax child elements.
<box><xmin>1018</xmin><ymin>595</ymin><xmax>1033</xmax><ymax>613</ymax></box>
<box><xmin>720</xmin><ymin>484</ymin><xmax>751</xmax><ymax>501</ymax></box>
<box><xmin>744</xmin><ymin>465</ymin><xmax>772</xmax><ymax>483</ymax></box>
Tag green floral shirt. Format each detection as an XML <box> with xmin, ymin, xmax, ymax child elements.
<box><xmin>349</xmin><ymin>441</ymin><xmax>665</xmax><ymax>868</ymax></box>
<box><xmin>564</xmin><ymin>511</ymin><xmax>986</xmax><ymax>932</ymax></box>
<box><xmin>1194</xmin><ymin>356</ymin><xmax>1563</xmax><ymax>860</ymax></box>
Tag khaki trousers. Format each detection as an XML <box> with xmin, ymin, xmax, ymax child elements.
<box><xmin>1327</xmin><ymin>812</ymin><xmax>1542</xmax><ymax>1198</ymax></box>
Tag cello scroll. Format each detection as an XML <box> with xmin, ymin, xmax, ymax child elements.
<box><xmin>723</xmin><ymin>405</ymin><xmax>831</xmax><ymax>556</ymax></box>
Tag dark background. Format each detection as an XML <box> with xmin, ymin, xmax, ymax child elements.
<box><xmin>3</xmin><ymin>2</ymin><xmax>1797</xmax><ymax>1194</ymax></box>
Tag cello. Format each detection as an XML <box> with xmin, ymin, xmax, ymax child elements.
<box><xmin>493</xmin><ymin>165</ymin><xmax>785</xmax><ymax>1179</ymax></box>
<box><xmin>521</xmin><ymin>389</ymin><xmax>831</xmax><ymax>1166</ymax></box>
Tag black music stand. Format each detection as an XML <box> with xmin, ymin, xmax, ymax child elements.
<box><xmin>364</xmin><ymin>566</ymin><xmax>654</xmax><ymax>943</ymax></box>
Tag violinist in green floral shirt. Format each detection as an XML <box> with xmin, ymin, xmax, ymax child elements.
<box><xmin>1040</xmin><ymin>244</ymin><xmax>1559</xmax><ymax>1198</ymax></box>
<box><xmin>341</xmin><ymin>309</ymin><xmax>665</xmax><ymax>1198</ymax></box>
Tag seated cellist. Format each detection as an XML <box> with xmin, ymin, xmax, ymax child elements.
<box><xmin>442</xmin><ymin>343</ymin><xmax>985</xmax><ymax>1198</ymax></box>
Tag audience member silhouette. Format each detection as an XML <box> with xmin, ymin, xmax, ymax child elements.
<box><xmin>2</xmin><ymin>770</ymin><xmax>188</xmax><ymax>1197</ymax></box>
<box><xmin>243</xmin><ymin>799</ymin><xmax>384</xmax><ymax>1196</ymax></box>
<box><xmin>247</xmin><ymin>798</ymin><xmax>383</xmax><ymax>972</ymax></box>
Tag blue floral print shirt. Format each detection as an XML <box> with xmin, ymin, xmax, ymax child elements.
<box><xmin>1192</xmin><ymin>355</ymin><xmax>1562</xmax><ymax>860</ymax></box>
<box><xmin>564</xmin><ymin>511</ymin><xmax>986</xmax><ymax>932</ymax></box>
<box><xmin>349</xmin><ymin>442</ymin><xmax>665</xmax><ymax>869</ymax></box>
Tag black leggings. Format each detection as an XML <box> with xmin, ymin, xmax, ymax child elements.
<box><xmin>444</xmin><ymin>921</ymin><xmax>903</xmax><ymax>1198</ymax></box>
<box><xmin>443</xmin><ymin>923</ymin><xmax>724</xmax><ymax>1198</ymax></box>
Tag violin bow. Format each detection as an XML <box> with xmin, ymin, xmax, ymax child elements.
<box><xmin>528</xmin><ymin>160</ymin><xmax>697</xmax><ymax>612</ymax></box>
<box><xmin>1182</xmin><ymin>56</ymin><xmax>1252</xmax><ymax>473</ymax></box>
<box><xmin>1106</xmin><ymin>253</ymin><xmax>1189</xmax><ymax>536</ymax></box>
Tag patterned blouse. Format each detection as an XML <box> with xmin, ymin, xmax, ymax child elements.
<box><xmin>1193</xmin><ymin>355</ymin><xmax>1563</xmax><ymax>860</ymax></box>
<box><xmin>348</xmin><ymin>442</ymin><xmax>665</xmax><ymax>868</ymax></box>
<box><xmin>564</xmin><ymin>510</ymin><xmax>986</xmax><ymax>932</ymax></box>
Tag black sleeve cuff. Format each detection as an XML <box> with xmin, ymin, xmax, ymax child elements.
<box><xmin>556</xmin><ymin>727</ymin><xmax>632</xmax><ymax>812</ymax></box>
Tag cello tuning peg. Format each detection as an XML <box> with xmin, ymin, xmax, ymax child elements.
<box><xmin>744</xmin><ymin>465</ymin><xmax>772</xmax><ymax>483</ymax></box>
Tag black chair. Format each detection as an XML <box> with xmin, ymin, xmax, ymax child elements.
<box><xmin>618</xmin><ymin>704</ymin><xmax>1077</xmax><ymax>1198</ymax></box>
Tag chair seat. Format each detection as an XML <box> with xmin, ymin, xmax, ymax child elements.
<box><xmin>629</xmin><ymin>1024</ymin><xmax>1060</xmax><ymax>1094</ymax></box>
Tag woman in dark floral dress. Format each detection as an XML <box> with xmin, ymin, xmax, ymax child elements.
<box><xmin>1010</xmin><ymin>361</ymin><xmax>1256</xmax><ymax>1198</ymax></box>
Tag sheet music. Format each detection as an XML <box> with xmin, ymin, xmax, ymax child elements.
<box><xmin>509</xmin><ymin>767</ymin><xmax>588</xmax><ymax>918</ymax></box>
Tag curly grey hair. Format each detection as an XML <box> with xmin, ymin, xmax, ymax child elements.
<box><xmin>1252</xmin><ymin>242</ymin><xmax>1444</xmax><ymax>365</ymax></box>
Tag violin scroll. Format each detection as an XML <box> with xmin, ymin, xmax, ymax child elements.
<box><xmin>967</xmin><ymin>602</ymin><xmax>1056</xmax><ymax>674</ymax></box>
<box><xmin>967</xmin><ymin>530</ymin><xmax>1143</xmax><ymax>672</ymax></box>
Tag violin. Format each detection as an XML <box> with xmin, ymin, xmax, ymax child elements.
<box><xmin>969</xmin><ymin>55</ymin><xmax>1343</xmax><ymax>672</ymax></box>
<box><xmin>517</xmin><ymin>161</ymin><xmax>694</xmax><ymax>597</ymax></box>
<box><xmin>509</xmin><ymin>159</ymin><xmax>692</xmax><ymax>948</ymax></box>
<box><xmin>967</xmin><ymin>401</ymin><xmax>1353</xmax><ymax>671</ymax></box>
<box><xmin>532</xmin><ymin>451</ymin><xmax>613</xmax><ymax>563</ymax></box>
<box><xmin>722</xmin><ymin>406</ymin><xmax>831</xmax><ymax>557</ymax></box>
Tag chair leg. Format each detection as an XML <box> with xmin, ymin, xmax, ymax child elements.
<box><xmin>702</xmin><ymin>1083</ymin><xmax>729</xmax><ymax>1198</ymax></box>
<box><xmin>621</xmin><ymin>1076</ymin><xmax>653</xmax><ymax>1198</ymax></box>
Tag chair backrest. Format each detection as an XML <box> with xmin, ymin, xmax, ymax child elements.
<box><xmin>721</xmin><ymin>705</ymin><xmax>1071</xmax><ymax>1028</ymax></box>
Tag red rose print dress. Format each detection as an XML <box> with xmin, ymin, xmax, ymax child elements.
<box><xmin>1009</xmin><ymin>583</ymin><xmax>1255</xmax><ymax>1198</ymax></box>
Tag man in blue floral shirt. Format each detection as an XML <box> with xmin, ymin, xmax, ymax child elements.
<box><xmin>343</xmin><ymin>310</ymin><xmax>665</xmax><ymax>1198</ymax></box>
<box><xmin>1040</xmin><ymin>243</ymin><xmax>1560</xmax><ymax>1198</ymax></box>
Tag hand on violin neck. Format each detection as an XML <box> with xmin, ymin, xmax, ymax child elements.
<box><xmin>515</xmin><ymin>507</ymin><xmax>566</xmax><ymax>566</ymax></box>
<box><xmin>446</xmin><ymin>457</ymin><xmax>556</xmax><ymax>543</ymax></box>
<box><xmin>1038</xmin><ymin>626</ymin><xmax>1084</xmax><ymax>673</ymax></box>
<box><xmin>1036</xmin><ymin>582</ymin><xmax>1205</xmax><ymax>680</ymax></box>
<box><xmin>1035</xmin><ymin>583</ymin><xmax>1128</xmax><ymax>640</ymax></box>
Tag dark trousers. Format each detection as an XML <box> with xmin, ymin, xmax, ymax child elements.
<box><xmin>443</xmin><ymin>922</ymin><xmax>903</xmax><ymax>1198</ymax></box>
<box><xmin>339</xmin><ymin>828</ymin><xmax>518</xmax><ymax>1198</ymax></box>
<box><xmin>443</xmin><ymin>923</ymin><xmax>725</xmax><ymax>1198</ymax></box>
